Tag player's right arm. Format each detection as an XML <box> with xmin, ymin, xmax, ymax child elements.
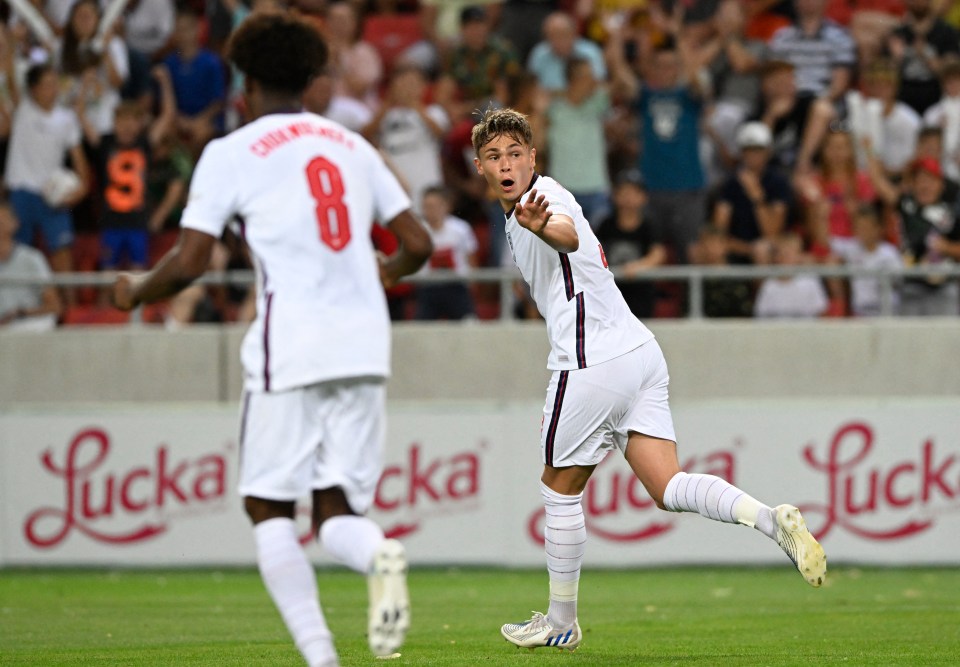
<box><xmin>379</xmin><ymin>210</ymin><xmax>433</xmax><ymax>289</ymax></box>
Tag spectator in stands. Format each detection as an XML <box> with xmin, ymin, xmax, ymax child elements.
<box><xmin>0</xmin><ymin>200</ymin><xmax>61</xmax><ymax>330</ymax></box>
<box><xmin>830</xmin><ymin>204</ymin><xmax>903</xmax><ymax>316</ymax></box>
<box><xmin>302</xmin><ymin>64</ymin><xmax>373</xmax><ymax>133</ymax></box>
<box><xmin>610</xmin><ymin>21</ymin><xmax>708</xmax><ymax>264</ymax></box>
<box><xmin>145</xmin><ymin>132</ymin><xmax>191</xmax><ymax>235</ymax></box>
<box><xmin>713</xmin><ymin>121</ymin><xmax>792</xmax><ymax>264</ymax></box>
<box><xmin>888</xmin><ymin>0</ymin><xmax>960</xmax><ymax>115</ymax></box>
<box><xmin>769</xmin><ymin>0</ymin><xmax>856</xmax><ymax>102</ymax></box>
<box><xmin>324</xmin><ymin>0</ymin><xmax>383</xmax><ymax>110</ymax></box>
<box><xmin>163</xmin><ymin>5</ymin><xmax>226</xmax><ymax>155</ymax></box>
<box><xmin>545</xmin><ymin>56</ymin><xmax>611</xmax><ymax>227</ymax></box>
<box><xmin>700</xmin><ymin>0</ymin><xmax>768</xmax><ymax>173</ymax></box>
<box><xmin>752</xmin><ymin>60</ymin><xmax>815</xmax><ymax>172</ymax></box>
<box><xmin>869</xmin><ymin>153</ymin><xmax>960</xmax><ymax>315</ymax></box>
<box><xmin>75</xmin><ymin>65</ymin><xmax>175</xmax><ymax>271</ymax></box>
<box><xmin>922</xmin><ymin>58</ymin><xmax>960</xmax><ymax>181</ymax></box>
<box><xmin>415</xmin><ymin>185</ymin><xmax>478</xmax><ymax>320</ymax></box>
<box><xmin>122</xmin><ymin>0</ymin><xmax>175</xmax><ymax>60</ymax></box>
<box><xmin>434</xmin><ymin>5</ymin><xmax>521</xmax><ymax>121</ymax></box>
<box><xmin>693</xmin><ymin>225</ymin><xmax>756</xmax><ymax>318</ymax></box>
<box><xmin>800</xmin><ymin>59</ymin><xmax>921</xmax><ymax>178</ymax></box>
<box><xmin>0</xmin><ymin>24</ymin><xmax>19</xmax><ymax>185</ymax></box>
<box><xmin>419</xmin><ymin>0</ymin><xmax>504</xmax><ymax>54</ymax></box>
<box><xmin>526</xmin><ymin>11</ymin><xmax>606</xmax><ymax>94</ymax></box>
<box><xmin>4</xmin><ymin>63</ymin><xmax>90</xmax><ymax>279</ymax></box>
<box><xmin>754</xmin><ymin>232</ymin><xmax>829</xmax><ymax>318</ymax></box>
<box><xmin>499</xmin><ymin>0</ymin><xmax>561</xmax><ymax>63</ymax></box>
<box><xmin>57</xmin><ymin>0</ymin><xmax>128</xmax><ymax>135</ymax></box>
<box><xmin>362</xmin><ymin>64</ymin><xmax>449</xmax><ymax>215</ymax></box>
<box><xmin>594</xmin><ymin>169</ymin><xmax>667</xmax><ymax>319</ymax></box>
<box><xmin>797</xmin><ymin>128</ymin><xmax>877</xmax><ymax>252</ymax></box>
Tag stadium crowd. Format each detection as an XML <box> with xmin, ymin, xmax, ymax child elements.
<box><xmin>1</xmin><ymin>0</ymin><xmax>960</xmax><ymax>329</ymax></box>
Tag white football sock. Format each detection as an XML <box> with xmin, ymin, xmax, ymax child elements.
<box><xmin>541</xmin><ymin>482</ymin><xmax>584</xmax><ymax>628</ymax></box>
<box><xmin>663</xmin><ymin>471</ymin><xmax>777</xmax><ymax>539</ymax></box>
<box><xmin>319</xmin><ymin>515</ymin><xmax>385</xmax><ymax>574</ymax></box>
<box><xmin>254</xmin><ymin>518</ymin><xmax>337</xmax><ymax>667</ymax></box>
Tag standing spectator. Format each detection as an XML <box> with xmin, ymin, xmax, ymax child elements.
<box><xmin>302</xmin><ymin>65</ymin><xmax>373</xmax><ymax>133</ymax></box>
<box><xmin>75</xmin><ymin>65</ymin><xmax>175</xmax><ymax>271</ymax></box>
<box><xmin>362</xmin><ymin>64</ymin><xmax>449</xmax><ymax>215</ymax></box>
<box><xmin>869</xmin><ymin>154</ymin><xmax>960</xmax><ymax>315</ymax></box>
<box><xmin>713</xmin><ymin>121</ymin><xmax>792</xmax><ymax>264</ymax></box>
<box><xmin>419</xmin><ymin>0</ymin><xmax>504</xmax><ymax>53</ymax></box>
<box><xmin>122</xmin><ymin>0</ymin><xmax>175</xmax><ymax>59</ymax></box>
<box><xmin>57</xmin><ymin>0</ymin><xmax>128</xmax><ymax>135</ymax></box>
<box><xmin>145</xmin><ymin>133</ymin><xmax>192</xmax><ymax>235</ymax></box>
<box><xmin>611</xmin><ymin>27</ymin><xmax>708</xmax><ymax>263</ymax></box>
<box><xmin>415</xmin><ymin>185</ymin><xmax>478</xmax><ymax>320</ymax></box>
<box><xmin>163</xmin><ymin>5</ymin><xmax>226</xmax><ymax>155</ymax></box>
<box><xmin>499</xmin><ymin>0</ymin><xmax>559</xmax><ymax>63</ymax></box>
<box><xmin>769</xmin><ymin>0</ymin><xmax>856</xmax><ymax>102</ymax></box>
<box><xmin>526</xmin><ymin>11</ymin><xmax>606</xmax><ymax>94</ymax></box>
<box><xmin>0</xmin><ymin>200</ymin><xmax>61</xmax><ymax>330</ymax></box>
<box><xmin>888</xmin><ymin>0</ymin><xmax>960</xmax><ymax>115</ymax></box>
<box><xmin>594</xmin><ymin>169</ymin><xmax>667</xmax><ymax>319</ymax></box>
<box><xmin>5</xmin><ymin>63</ymin><xmax>90</xmax><ymax>277</ymax></box>
<box><xmin>751</xmin><ymin>60</ymin><xmax>816</xmax><ymax>172</ymax></box>
<box><xmin>324</xmin><ymin>0</ymin><xmax>383</xmax><ymax>111</ymax></box>
<box><xmin>434</xmin><ymin>5</ymin><xmax>521</xmax><ymax>121</ymax></box>
<box><xmin>830</xmin><ymin>204</ymin><xmax>903</xmax><ymax>316</ymax></box>
<box><xmin>545</xmin><ymin>57</ymin><xmax>611</xmax><ymax>227</ymax></box>
<box><xmin>754</xmin><ymin>232</ymin><xmax>829</xmax><ymax>318</ymax></box>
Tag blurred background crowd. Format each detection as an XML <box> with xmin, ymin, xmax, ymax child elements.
<box><xmin>1</xmin><ymin>0</ymin><xmax>960</xmax><ymax>330</ymax></box>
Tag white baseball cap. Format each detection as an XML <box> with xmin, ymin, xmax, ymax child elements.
<box><xmin>736</xmin><ymin>122</ymin><xmax>772</xmax><ymax>149</ymax></box>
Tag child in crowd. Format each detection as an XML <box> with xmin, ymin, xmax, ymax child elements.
<box><xmin>830</xmin><ymin>205</ymin><xmax>903</xmax><ymax>316</ymax></box>
<box><xmin>754</xmin><ymin>233</ymin><xmax>829</xmax><ymax>318</ymax></box>
<box><xmin>415</xmin><ymin>185</ymin><xmax>478</xmax><ymax>320</ymax></box>
<box><xmin>922</xmin><ymin>58</ymin><xmax>960</xmax><ymax>181</ymax></box>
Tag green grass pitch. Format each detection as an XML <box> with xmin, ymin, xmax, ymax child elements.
<box><xmin>2</xmin><ymin>567</ymin><xmax>959</xmax><ymax>666</ymax></box>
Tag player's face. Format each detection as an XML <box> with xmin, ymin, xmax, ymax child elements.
<box><xmin>474</xmin><ymin>135</ymin><xmax>537</xmax><ymax>207</ymax></box>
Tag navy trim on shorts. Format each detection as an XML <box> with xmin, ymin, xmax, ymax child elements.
<box><xmin>544</xmin><ymin>370</ymin><xmax>569</xmax><ymax>466</ymax></box>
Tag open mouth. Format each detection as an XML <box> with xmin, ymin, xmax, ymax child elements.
<box><xmin>501</xmin><ymin>179</ymin><xmax>515</xmax><ymax>189</ymax></box>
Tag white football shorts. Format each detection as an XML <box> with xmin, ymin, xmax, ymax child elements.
<box><xmin>238</xmin><ymin>377</ymin><xmax>385</xmax><ymax>513</ymax></box>
<box><xmin>540</xmin><ymin>340</ymin><xmax>676</xmax><ymax>468</ymax></box>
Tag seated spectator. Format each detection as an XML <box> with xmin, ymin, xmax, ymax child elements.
<box><xmin>4</xmin><ymin>63</ymin><xmax>90</xmax><ymax>279</ymax></box>
<box><xmin>869</xmin><ymin>154</ymin><xmax>960</xmax><ymax>315</ymax></box>
<box><xmin>754</xmin><ymin>232</ymin><xmax>830</xmax><ymax>318</ymax></box>
<box><xmin>594</xmin><ymin>169</ymin><xmax>667</xmax><ymax>319</ymax></box>
<box><xmin>362</xmin><ymin>64</ymin><xmax>448</xmax><ymax>216</ymax></box>
<box><xmin>713</xmin><ymin>121</ymin><xmax>792</xmax><ymax>264</ymax></box>
<box><xmin>0</xmin><ymin>200</ymin><xmax>61</xmax><ymax>331</ymax></box>
<box><xmin>75</xmin><ymin>65</ymin><xmax>175</xmax><ymax>271</ymax></box>
<box><xmin>527</xmin><ymin>11</ymin><xmax>606</xmax><ymax>94</ymax></box>
<box><xmin>302</xmin><ymin>65</ymin><xmax>373</xmax><ymax>133</ymax></box>
<box><xmin>415</xmin><ymin>185</ymin><xmax>478</xmax><ymax>320</ymax></box>
<box><xmin>830</xmin><ymin>204</ymin><xmax>903</xmax><ymax>316</ymax></box>
<box><xmin>692</xmin><ymin>225</ymin><xmax>755</xmax><ymax>318</ymax></box>
<box><xmin>163</xmin><ymin>5</ymin><xmax>226</xmax><ymax>155</ymax></box>
<box><xmin>922</xmin><ymin>58</ymin><xmax>960</xmax><ymax>181</ymax></box>
<box><xmin>545</xmin><ymin>56</ymin><xmax>611</xmax><ymax>227</ymax></box>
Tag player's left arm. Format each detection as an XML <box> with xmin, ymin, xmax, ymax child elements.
<box><xmin>112</xmin><ymin>228</ymin><xmax>217</xmax><ymax>310</ymax></box>
<box><xmin>514</xmin><ymin>188</ymin><xmax>579</xmax><ymax>253</ymax></box>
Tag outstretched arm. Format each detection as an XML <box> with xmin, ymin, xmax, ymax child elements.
<box><xmin>515</xmin><ymin>189</ymin><xmax>579</xmax><ymax>253</ymax></box>
<box><xmin>379</xmin><ymin>209</ymin><xmax>433</xmax><ymax>289</ymax></box>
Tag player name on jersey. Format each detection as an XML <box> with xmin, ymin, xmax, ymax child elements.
<box><xmin>250</xmin><ymin>120</ymin><xmax>355</xmax><ymax>158</ymax></box>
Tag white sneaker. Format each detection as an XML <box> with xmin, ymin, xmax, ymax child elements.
<box><xmin>501</xmin><ymin>612</ymin><xmax>581</xmax><ymax>650</ymax></box>
<box><xmin>774</xmin><ymin>504</ymin><xmax>827</xmax><ymax>587</ymax></box>
<box><xmin>367</xmin><ymin>539</ymin><xmax>410</xmax><ymax>657</ymax></box>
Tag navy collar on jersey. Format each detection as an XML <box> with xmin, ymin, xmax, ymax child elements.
<box><xmin>504</xmin><ymin>173</ymin><xmax>540</xmax><ymax>219</ymax></box>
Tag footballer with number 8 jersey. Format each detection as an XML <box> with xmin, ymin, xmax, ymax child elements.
<box><xmin>111</xmin><ymin>16</ymin><xmax>432</xmax><ymax>667</ymax></box>
<box><xmin>473</xmin><ymin>109</ymin><xmax>826</xmax><ymax>653</ymax></box>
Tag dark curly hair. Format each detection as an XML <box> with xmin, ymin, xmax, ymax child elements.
<box><xmin>227</xmin><ymin>14</ymin><xmax>328</xmax><ymax>97</ymax></box>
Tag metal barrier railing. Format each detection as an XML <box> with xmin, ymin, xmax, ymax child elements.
<box><xmin>2</xmin><ymin>263</ymin><xmax>959</xmax><ymax>321</ymax></box>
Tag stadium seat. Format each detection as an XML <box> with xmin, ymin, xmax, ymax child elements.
<box><xmin>362</xmin><ymin>14</ymin><xmax>423</xmax><ymax>72</ymax></box>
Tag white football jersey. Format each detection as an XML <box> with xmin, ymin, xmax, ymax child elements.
<box><xmin>504</xmin><ymin>175</ymin><xmax>654</xmax><ymax>370</ymax></box>
<box><xmin>181</xmin><ymin>111</ymin><xmax>411</xmax><ymax>392</ymax></box>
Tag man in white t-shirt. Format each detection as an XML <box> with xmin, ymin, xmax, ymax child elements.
<box><xmin>112</xmin><ymin>16</ymin><xmax>432</xmax><ymax>667</ymax></box>
<box><xmin>472</xmin><ymin>109</ymin><xmax>827</xmax><ymax>652</ymax></box>
<box><xmin>5</xmin><ymin>63</ymin><xmax>89</xmax><ymax>275</ymax></box>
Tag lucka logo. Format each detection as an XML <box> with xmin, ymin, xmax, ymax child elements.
<box><xmin>800</xmin><ymin>421</ymin><xmax>959</xmax><ymax>541</ymax></box>
<box><xmin>24</xmin><ymin>428</ymin><xmax>228</xmax><ymax>548</ymax></box>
